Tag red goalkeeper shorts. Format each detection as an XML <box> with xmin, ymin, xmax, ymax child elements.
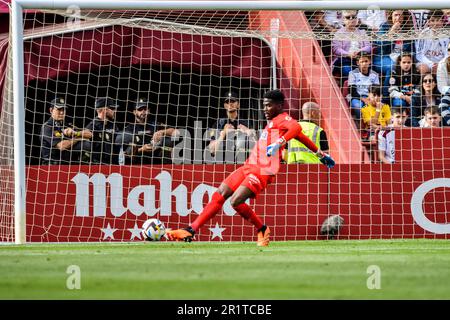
<box><xmin>223</xmin><ymin>165</ymin><xmax>273</xmax><ymax>197</ymax></box>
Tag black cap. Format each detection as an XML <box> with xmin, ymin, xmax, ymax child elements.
<box><xmin>49</xmin><ymin>97</ymin><xmax>67</xmax><ymax>109</ymax></box>
<box><xmin>95</xmin><ymin>97</ymin><xmax>119</xmax><ymax>109</ymax></box>
<box><xmin>132</xmin><ymin>97</ymin><xmax>149</xmax><ymax>109</ymax></box>
<box><xmin>223</xmin><ymin>91</ymin><xmax>239</xmax><ymax>102</ymax></box>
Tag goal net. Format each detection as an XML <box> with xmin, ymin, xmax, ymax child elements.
<box><xmin>2</xmin><ymin>2</ymin><xmax>450</xmax><ymax>243</ymax></box>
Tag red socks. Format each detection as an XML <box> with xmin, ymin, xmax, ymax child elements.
<box><xmin>191</xmin><ymin>192</ymin><xmax>225</xmax><ymax>231</ymax></box>
<box><xmin>191</xmin><ymin>193</ymin><xmax>263</xmax><ymax>232</ymax></box>
<box><xmin>233</xmin><ymin>203</ymin><xmax>264</xmax><ymax>230</ymax></box>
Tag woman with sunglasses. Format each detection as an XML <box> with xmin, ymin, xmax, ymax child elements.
<box><xmin>437</xmin><ymin>44</ymin><xmax>450</xmax><ymax>126</ymax></box>
<box><xmin>409</xmin><ymin>73</ymin><xmax>441</xmax><ymax>126</ymax></box>
<box><xmin>332</xmin><ymin>10</ymin><xmax>371</xmax><ymax>86</ymax></box>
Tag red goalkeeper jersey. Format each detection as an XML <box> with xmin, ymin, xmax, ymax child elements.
<box><xmin>245</xmin><ymin>112</ymin><xmax>319</xmax><ymax>176</ymax></box>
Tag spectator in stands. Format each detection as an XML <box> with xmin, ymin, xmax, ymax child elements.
<box><xmin>285</xmin><ymin>102</ymin><xmax>329</xmax><ymax>164</ymax></box>
<box><xmin>409</xmin><ymin>73</ymin><xmax>441</xmax><ymax>127</ymax></box>
<box><xmin>377</xmin><ymin>108</ymin><xmax>408</xmax><ymax>164</ymax></box>
<box><xmin>332</xmin><ymin>10</ymin><xmax>371</xmax><ymax>84</ymax></box>
<box><xmin>415</xmin><ymin>10</ymin><xmax>449</xmax><ymax>74</ymax></box>
<box><xmin>437</xmin><ymin>46</ymin><xmax>450</xmax><ymax>95</ymax></box>
<box><xmin>40</xmin><ymin>97</ymin><xmax>92</xmax><ymax>164</ymax></box>
<box><xmin>357</xmin><ymin>9</ymin><xmax>387</xmax><ymax>33</ymax></box>
<box><xmin>387</xmin><ymin>52</ymin><xmax>421</xmax><ymax>108</ymax></box>
<box><xmin>115</xmin><ymin>97</ymin><xmax>179</xmax><ymax>165</ymax></box>
<box><xmin>85</xmin><ymin>97</ymin><xmax>120</xmax><ymax>164</ymax></box>
<box><xmin>322</xmin><ymin>10</ymin><xmax>344</xmax><ymax>31</ymax></box>
<box><xmin>309</xmin><ymin>10</ymin><xmax>343</xmax><ymax>60</ymax></box>
<box><xmin>208</xmin><ymin>91</ymin><xmax>256</xmax><ymax>163</ymax></box>
<box><xmin>348</xmin><ymin>52</ymin><xmax>380</xmax><ymax>126</ymax></box>
<box><xmin>374</xmin><ymin>10</ymin><xmax>414</xmax><ymax>77</ymax></box>
<box><xmin>443</xmin><ymin>10</ymin><xmax>450</xmax><ymax>27</ymax></box>
<box><xmin>361</xmin><ymin>85</ymin><xmax>392</xmax><ymax>140</ymax></box>
<box><xmin>419</xmin><ymin>106</ymin><xmax>442</xmax><ymax>127</ymax></box>
<box><xmin>311</xmin><ymin>10</ymin><xmax>343</xmax><ymax>33</ymax></box>
<box><xmin>437</xmin><ymin>44</ymin><xmax>450</xmax><ymax>126</ymax></box>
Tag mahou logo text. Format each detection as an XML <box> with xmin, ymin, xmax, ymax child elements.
<box><xmin>71</xmin><ymin>171</ymin><xmax>238</xmax><ymax>217</ymax></box>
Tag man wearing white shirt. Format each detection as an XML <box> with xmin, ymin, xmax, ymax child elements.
<box><xmin>436</xmin><ymin>56</ymin><xmax>450</xmax><ymax>95</ymax></box>
<box><xmin>437</xmin><ymin>44</ymin><xmax>450</xmax><ymax>126</ymax></box>
<box><xmin>415</xmin><ymin>10</ymin><xmax>449</xmax><ymax>74</ymax></box>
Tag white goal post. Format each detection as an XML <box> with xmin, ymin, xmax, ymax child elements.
<box><xmin>8</xmin><ymin>0</ymin><xmax>450</xmax><ymax>244</ymax></box>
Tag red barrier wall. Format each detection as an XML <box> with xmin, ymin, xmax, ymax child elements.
<box><xmin>26</xmin><ymin>162</ymin><xmax>450</xmax><ymax>242</ymax></box>
<box><xmin>24</xmin><ymin>128</ymin><xmax>450</xmax><ymax>242</ymax></box>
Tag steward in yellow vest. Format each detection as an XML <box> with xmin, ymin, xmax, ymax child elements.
<box><xmin>286</xmin><ymin>102</ymin><xmax>329</xmax><ymax>164</ymax></box>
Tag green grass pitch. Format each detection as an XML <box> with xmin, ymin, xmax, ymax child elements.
<box><xmin>1</xmin><ymin>239</ymin><xmax>450</xmax><ymax>299</ymax></box>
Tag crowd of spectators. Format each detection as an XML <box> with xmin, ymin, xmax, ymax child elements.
<box><xmin>311</xmin><ymin>8</ymin><xmax>449</xmax><ymax>162</ymax></box>
<box><xmin>317</xmin><ymin>9</ymin><xmax>450</xmax><ymax>134</ymax></box>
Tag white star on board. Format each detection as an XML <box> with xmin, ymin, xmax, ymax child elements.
<box><xmin>128</xmin><ymin>223</ymin><xmax>142</xmax><ymax>240</ymax></box>
<box><xmin>101</xmin><ymin>223</ymin><xmax>117</xmax><ymax>240</ymax></box>
<box><xmin>209</xmin><ymin>223</ymin><xmax>226</xmax><ymax>240</ymax></box>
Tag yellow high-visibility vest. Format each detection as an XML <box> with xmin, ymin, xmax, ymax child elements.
<box><xmin>287</xmin><ymin>121</ymin><xmax>322</xmax><ymax>164</ymax></box>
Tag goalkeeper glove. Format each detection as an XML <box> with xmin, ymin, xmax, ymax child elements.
<box><xmin>266</xmin><ymin>137</ymin><xmax>286</xmax><ymax>157</ymax></box>
<box><xmin>316</xmin><ymin>150</ymin><xmax>335</xmax><ymax>169</ymax></box>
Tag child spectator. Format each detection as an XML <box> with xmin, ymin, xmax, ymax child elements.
<box><xmin>437</xmin><ymin>43</ymin><xmax>450</xmax><ymax>126</ymax></box>
<box><xmin>348</xmin><ymin>52</ymin><xmax>380</xmax><ymax>125</ymax></box>
<box><xmin>332</xmin><ymin>10</ymin><xmax>372</xmax><ymax>84</ymax></box>
<box><xmin>387</xmin><ymin>52</ymin><xmax>421</xmax><ymax>108</ymax></box>
<box><xmin>415</xmin><ymin>10</ymin><xmax>449</xmax><ymax>74</ymax></box>
<box><xmin>444</xmin><ymin>10</ymin><xmax>450</xmax><ymax>27</ymax></box>
<box><xmin>409</xmin><ymin>73</ymin><xmax>441</xmax><ymax>127</ymax></box>
<box><xmin>361</xmin><ymin>85</ymin><xmax>392</xmax><ymax>140</ymax></box>
<box><xmin>378</xmin><ymin>108</ymin><xmax>408</xmax><ymax>164</ymax></box>
<box><xmin>419</xmin><ymin>106</ymin><xmax>442</xmax><ymax>127</ymax></box>
<box><xmin>374</xmin><ymin>10</ymin><xmax>414</xmax><ymax>76</ymax></box>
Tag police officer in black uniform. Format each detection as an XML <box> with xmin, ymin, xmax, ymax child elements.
<box><xmin>208</xmin><ymin>91</ymin><xmax>256</xmax><ymax>163</ymax></box>
<box><xmin>115</xmin><ymin>97</ymin><xmax>179</xmax><ymax>165</ymax></box>
<box><xmin>85</xmin><ymin>97</ymin><xmax>119</xmax><ymax>164</ymax></box>
<box><xmin>40</xmin><ymin>97</ymin><xmax>93</xmax><ymax>164</ymax></box>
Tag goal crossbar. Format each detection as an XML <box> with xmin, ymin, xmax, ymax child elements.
<box><xmin>13</xmin><ymin>1</ymin><xmax>450</xmax><ymax>11</ymax></box>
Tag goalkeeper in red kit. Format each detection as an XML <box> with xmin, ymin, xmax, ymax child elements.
<box><xmin>166</xmin><ymin>90</ymin><xmax>335</xmax><ymax>246</ymax></box>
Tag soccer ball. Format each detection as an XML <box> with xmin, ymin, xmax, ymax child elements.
<box><xmin>141</xmin><ymin>219</ymin><xmax>166</xmax><ymax>241</ymax></box>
